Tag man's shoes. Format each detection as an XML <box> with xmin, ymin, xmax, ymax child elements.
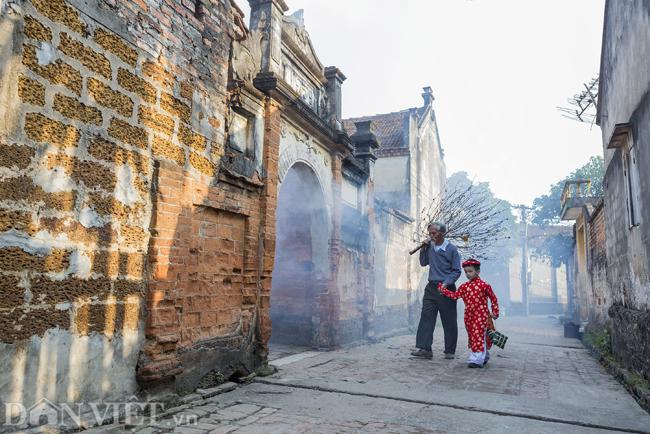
<box><xmin>468</xmin><ymin>363</ymin><xmax>483</xmax><ymax>368</ymax></box>
<box><xmin>411</xmin><ymin>349</ymin><xmax>433</xmax><ymax>359</ymax></box>
<box><xmin>444</xmin><ymin>353</ymin><xmax>455</xmax><ymax>359</ymax></box>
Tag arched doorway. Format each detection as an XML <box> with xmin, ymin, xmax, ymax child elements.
<box><xmin>270</xmin><ymin>162</ymin><xmax>329</xmax><ymax>347</ymax></box>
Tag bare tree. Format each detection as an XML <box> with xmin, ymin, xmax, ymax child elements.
<box><xmin>410</xmin><ymin>178</ymin><xmax>513</xmax><ymax>260</ymax></box>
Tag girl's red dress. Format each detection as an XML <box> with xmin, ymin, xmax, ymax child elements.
<box><xmin>440</xmin><ymin>278</ymin><xmax>499</xmax><ymax>353</ymax></box>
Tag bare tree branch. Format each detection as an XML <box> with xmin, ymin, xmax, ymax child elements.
<box><xmin>412</xmin><ymin>180</ymin><xmax>512</xmax><ymax>260</ymax></box>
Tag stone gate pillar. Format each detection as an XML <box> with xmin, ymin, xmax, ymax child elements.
<box><xmin>248</xmin><ymin>0</ymin><xmax>288</xmax><ymax>76</ymax></box>
<box><xmin>316</xmin><ymin>152</ymin><xmax>344</xmax><ymax>348</ymax></box>
<box><xmin>350</xmin><ymin>121</ymin><xmax>380</xmax><ymax>340</ymax></box>
<box><xmin>325</xmin><ymin>66</ymin><xmax>346</xmax><ymax>131</ymax></box>
<box><xmin>257</xmin><ymin>97</ymin><xmax>283</xmax><ymax>358</ymax></box>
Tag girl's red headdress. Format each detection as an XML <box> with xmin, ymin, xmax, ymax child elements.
<box><xmin>462</xmin><ymin>259</ymin><xmax>481</xmax><ymax>267</ymax></box>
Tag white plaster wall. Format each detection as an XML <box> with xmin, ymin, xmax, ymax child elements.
<box><xmin>413</xmin><ymin>111</ymin><xmax>446</xmax><ymax>218</ymax></box>
<box><xmin>409</xmin><ymin>108</ymin><xmax>446</xmax><ymax>301</ymax></box>
<box><xmin>0</xmin><ymin>327</ymin><xmax>143</xmax><ymax>411</ymax></box>
<box><xmin>374</xmin><ymin>211</ymin><xmax>417</xmax><ymax>308</ymax></box>
<box><xmin>374</xmin><ymin>156</ymin><xmax>408</xmax><ymax>194</ymax></box>
<box><xmin>373</xmin><ymin>106</ymin><xmax>447</xmax><ymax>312</ymax></box>
<box><xmin>341</xmin><ymin>178</ymin><xmax>359</xmax><ymax>208</ymax></box>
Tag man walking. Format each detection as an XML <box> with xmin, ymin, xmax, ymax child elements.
<box><xmin>411</xmin><ymin>222</ymin><xmax>462</xmax><ymax>359</ymax></box>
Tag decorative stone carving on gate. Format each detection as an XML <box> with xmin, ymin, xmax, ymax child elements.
<box><xmin>282</xmin><ymin>10</ymin><xmax>321</xmax><ymax>73</ymax></box>
<box><xmin>278</xmin><ymin>121</ymin><xmax>333</xmax><ymax>222</ymax></box>
<box><xmin>231</xmin><ymin>31</ymin><xmax>263</xmax><ymax>83</ymax></box>
<box><xmin>280</xmin><ymin>10</ymin><xmax>330</xmax><ymax>120</ymax></box>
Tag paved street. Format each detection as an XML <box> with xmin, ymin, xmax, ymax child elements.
<box><xmin>99</xmin><ymin>316</ymin><xmax>649</xmax><ymax>433</ymax></box>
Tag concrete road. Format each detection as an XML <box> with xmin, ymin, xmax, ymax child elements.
<box><xmin>112</xmin><ymin>316</ymin><xmax>650</xmax><ymax>433</ymax></box>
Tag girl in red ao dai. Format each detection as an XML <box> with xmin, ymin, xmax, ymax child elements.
<box><xmin>438</xmin><ymin>259</ymin><xmax>499</xmax><ymax>368</ymax></box>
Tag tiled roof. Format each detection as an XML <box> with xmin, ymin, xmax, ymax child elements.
<box><xmin>344</xmin><ymin>110</ymin><xmax>409</xmax><ymax>149</ymax></box>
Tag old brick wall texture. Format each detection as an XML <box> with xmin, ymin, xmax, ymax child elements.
<box><xmin>587</xmin><ymin>204</ymin><xmax>609</xmax><ymax>328</ymax></box>
<box><xmin>0</xmin><ymin>0</ymin><xmax>275</xmax><ymax>401</ymax></box>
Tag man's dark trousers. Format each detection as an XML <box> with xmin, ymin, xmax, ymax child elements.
<box><xmin>415</xmin><ymin>281</ymin><xmax>458</xmax><ymax>354</ymax></box>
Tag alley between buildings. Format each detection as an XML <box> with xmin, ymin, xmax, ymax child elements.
<box><xmin>1</xmin><ymin>1</ymin><xmax>649</xmax><ymax>433</ymax></box>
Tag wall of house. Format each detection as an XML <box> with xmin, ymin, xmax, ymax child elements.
<box><xmin>413</xmin><ymin>112</ymin><xmax>446</xmax><ymax>220</ymax></box>
<box><xmin>598</xmin><ymin>0</ymin><xmax>650</xmax><ymax>166</ymax></box>
<box><xmin>374</xmin><ymin>155</ymin><xmax>409</xmax><ymax>211</ymax></box>
<box><xmin>372</xmin><ymin>102</ymin><xmax>446</xmax><ymax>335</ymax></box>
<box><xmin>372</xmin><ymin>208</ymin><xmax>420</xmax><ymax>337</ymax></box>
<box><xmin>587</xmin><ymin>204</ymin><xmax>609</xmax><ymax>328</ymax></box>
<box><xmin>603</xmin><ymin>94</ymin><xmax>650</xmax><ymax>310</ymax></box>
<box><xmin>0</xmin><ymin>0</ymin><xmax>277</xmax><ymax>407</ymax></box>
<box><xmin>573</xmin><ymin>219</ymin><xmax>591</xmax><ymax>324</ymax></box>
<box><xmin>338</xmin><ymin>165</ymin><xmax>375</xmax><ymax>345</ymax></box>
<box><xmin>337</xmin><ymin>242</ymin><xmax>373</xmax><ymax>343</ymax></box>
<box><xmin>569</xmin><ymin>204</ymin><xmax>609</xmax><ymax>329</ymax></box>
<box><xmin>599</xmin><ymin>0</ymin><xmax>650</xmax><ymax>381</ymax></box>
<box><xmin>409</xmin><ymin>106</ymin><xmax>446</xmax><ymax>305</ymax></box>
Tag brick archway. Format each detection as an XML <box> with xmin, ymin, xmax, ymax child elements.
<box><xmin>277</xmin><ymin>124</ymin><xmax>333</xmax><ymax>226</ymax></box>
<box><xmin>270</xmin><ymin>162</ymin><xmax>330</xmax><ymax>347</ymax></box>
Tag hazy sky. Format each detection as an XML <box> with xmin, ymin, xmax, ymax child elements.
<box><xmin>236</xmin><ymin>0</ymin><xmax>605</xmax><ymax>206</ymax></box>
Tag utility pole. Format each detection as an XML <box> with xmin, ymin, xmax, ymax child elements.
<box><xmin>513</xmin><ymin>205</ymin><xmax>533</xmax><ymax>316</ymax></box>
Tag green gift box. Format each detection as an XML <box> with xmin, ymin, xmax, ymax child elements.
<box><xmin>487</xmin><ymin>329</ymin><xmax>508</xmax><ymax>349</ymax></box>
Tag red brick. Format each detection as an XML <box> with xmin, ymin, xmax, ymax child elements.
<box><xmin>183</xmin><ymin>312</ymin><xmax>200</xmax><ymax>327</ymax></box>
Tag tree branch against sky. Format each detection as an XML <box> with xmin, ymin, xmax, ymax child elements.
<box><xmin>414</xmin><ymin>172</ymin><xmax>515</xmax><ymax>260</ymax></box>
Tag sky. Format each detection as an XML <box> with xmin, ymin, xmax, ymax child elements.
<box><xmin>235</xmin><ymin>0</ymin><xmax>606</xmax><ymax>206</ymax></box>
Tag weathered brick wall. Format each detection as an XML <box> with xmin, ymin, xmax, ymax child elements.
<box><xmin>142</xmin><ymin>158</ymin><xmax>272</xmax><ymax>393</ymax></box>
<box><xmin>0</xmin><ymin>0</ymin><xmax>273</xmax><ymax>405</ymax></box>
<box><xmin>1</xmin><ymin>0</ymin><xmax>154</xmax><ymax>335</ymax></box>
<box><xmin>587</xmin><ymin>203</ymin><xmax>609</xmax><ymax>328</ymax></box>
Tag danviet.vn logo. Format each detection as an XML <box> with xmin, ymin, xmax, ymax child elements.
<box><xmin>2</xmin><ymin>396</ymin><xmax>195</xmax><ymax>429</ymax></box>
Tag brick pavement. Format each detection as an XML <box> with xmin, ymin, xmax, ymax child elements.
<box><xmin>81</xmin><ymin>316</ymin><xmax>650</xmax><ymax>433</ymax></box>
